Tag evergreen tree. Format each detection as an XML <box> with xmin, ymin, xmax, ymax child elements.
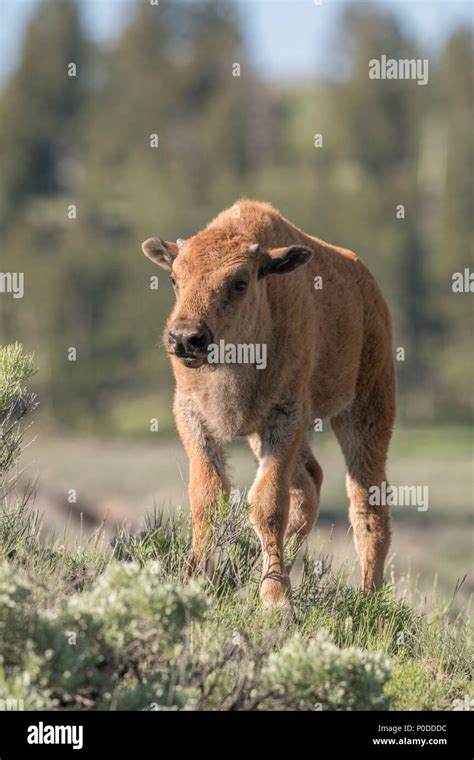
<box><xmin>0</xmin><ymin>0</ymin><xmax>86</xmax><ymax>227</ymax></box>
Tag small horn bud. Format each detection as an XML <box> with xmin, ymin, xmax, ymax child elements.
<box><xmin>176</xmin><ymin>238</ymin><xmax>186</xmax><ymax>248</ymax></box>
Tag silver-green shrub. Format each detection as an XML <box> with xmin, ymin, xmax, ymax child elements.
<box><xmin>0</xmin><ymin>559</ymin><xmax>209</xmax><ymax>708</ymax></box>
<box><xmin>263</xmin><ymin>630</ymin><xmax>392</xmax><ymax>710</ymax></box>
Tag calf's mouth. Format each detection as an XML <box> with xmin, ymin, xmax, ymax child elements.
<box><xmin>173</xmin><ymin>352</ymin><xmax>206</xmax><ymax>369</ymax></box>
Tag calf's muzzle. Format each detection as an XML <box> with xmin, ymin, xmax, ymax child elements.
<box><xmin>168</xmin><ymin>320</ymin><xmax>213</xmax><ymax>365</ymax></box>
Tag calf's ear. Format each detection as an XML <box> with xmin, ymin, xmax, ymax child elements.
<box><xmin>141</xmin><ymin>237</ymin><xmax>179</xmax><ymax>270</ymax></box>
<box><xmin>259</xmin><ymin>245</ymin><xmax>312</xmax><ymax>277</ymax></box>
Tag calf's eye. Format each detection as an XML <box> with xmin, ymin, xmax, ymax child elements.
<box><xmin>232</xmin><ymin>280</ymin><xmax>248</xmax><ymax>293</ymax></box>
<box><xmin>170</xmin><ymin>275</ymin><xmax>177</xmax><ymax>288</ymax></box>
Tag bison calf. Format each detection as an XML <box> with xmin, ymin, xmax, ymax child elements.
<box><xmin>142</xmin><ymin>200</ymin><xmax>395</xmax><ymax>608</ymax></box>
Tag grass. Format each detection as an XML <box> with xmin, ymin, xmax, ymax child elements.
<box><xmin>0</xmin><ymin>495</ymin><xmax>472</xmax><ymax>711</ymax></box>
<box><xmin>19</xmin><ymin>424</ymin><xmax>473</xmax><ymax>610</ymax></box>
<box><xmin>1</xmin><ymin>343</ymin><xmax>472</xmax><ymax>711</ymax></box>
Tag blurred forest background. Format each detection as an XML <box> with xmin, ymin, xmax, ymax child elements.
<box><xmin>0</xmin><ymin>0</ymin><xmax>472</xmax><ymax>603</ymax></box>
<box><xmin>0</xmin><ymin>0</ymin><xmax>472</xmax><ymax>432</ymax></box>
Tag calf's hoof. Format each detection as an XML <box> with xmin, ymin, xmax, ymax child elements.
<box><xmin>260</xmin><ymin>575</ymin><xmax>292</xmax><ymax>609</ymax></box>
<box><xmin>183</xmin><ymin>551</ymin><xmax>199</xmax><ymax>582</ymax></box>
<box><xmin>183</xmin><ymin>551</ymin><xmax>215</xmax><ymax>583</ymax></box>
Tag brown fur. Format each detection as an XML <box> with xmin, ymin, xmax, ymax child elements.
<box><xmin>142</xmin><ymin>200</ymin><xmax>396</xmax><ymax>608</ymax></box>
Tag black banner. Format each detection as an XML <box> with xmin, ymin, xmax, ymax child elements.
<box><xmin>0</xmin><ymin>710</ymin><xmax>471</xmax><ymax>757</ymax></box>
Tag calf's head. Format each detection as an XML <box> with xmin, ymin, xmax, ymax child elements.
<box><xmin>141</xmin><ymin>229</ymin><xmax>312</xmax><ymax>369</ymax></box>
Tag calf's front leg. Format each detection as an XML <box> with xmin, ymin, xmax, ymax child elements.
<box><xmin>174</xmin><ymin>394</ymin><xmax>230</xmax><ymax>577</ymax></box>
<box><xmin>248</xmin><ymin>410</ymin><xmax>303</xmax><ymax>608</ymax></box>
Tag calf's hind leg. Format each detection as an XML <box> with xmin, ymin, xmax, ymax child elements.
<box><xmin>331</xmin><ymin>371</ymin><xmax>395</xmax><ymax>591</ymax></box>
<box><xmin>284</xmin><ymin>442</ymin><xmax>323</xmax><ymax>567</ymax></box>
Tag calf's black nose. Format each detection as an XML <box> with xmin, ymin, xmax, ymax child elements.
<box><xmin>186</xmin><ymin>330</ymin><xmax>209</xmax><ymax>352</ymax></box>
<box><xmin>168</xmin><ymin>322</ymin><xmax>212</xmax><ymax>355</ymax></box>
<box><xmin>167</xmin><ymin>329</ymin><xmax>180</xmax><ymax>351</ymax></box>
